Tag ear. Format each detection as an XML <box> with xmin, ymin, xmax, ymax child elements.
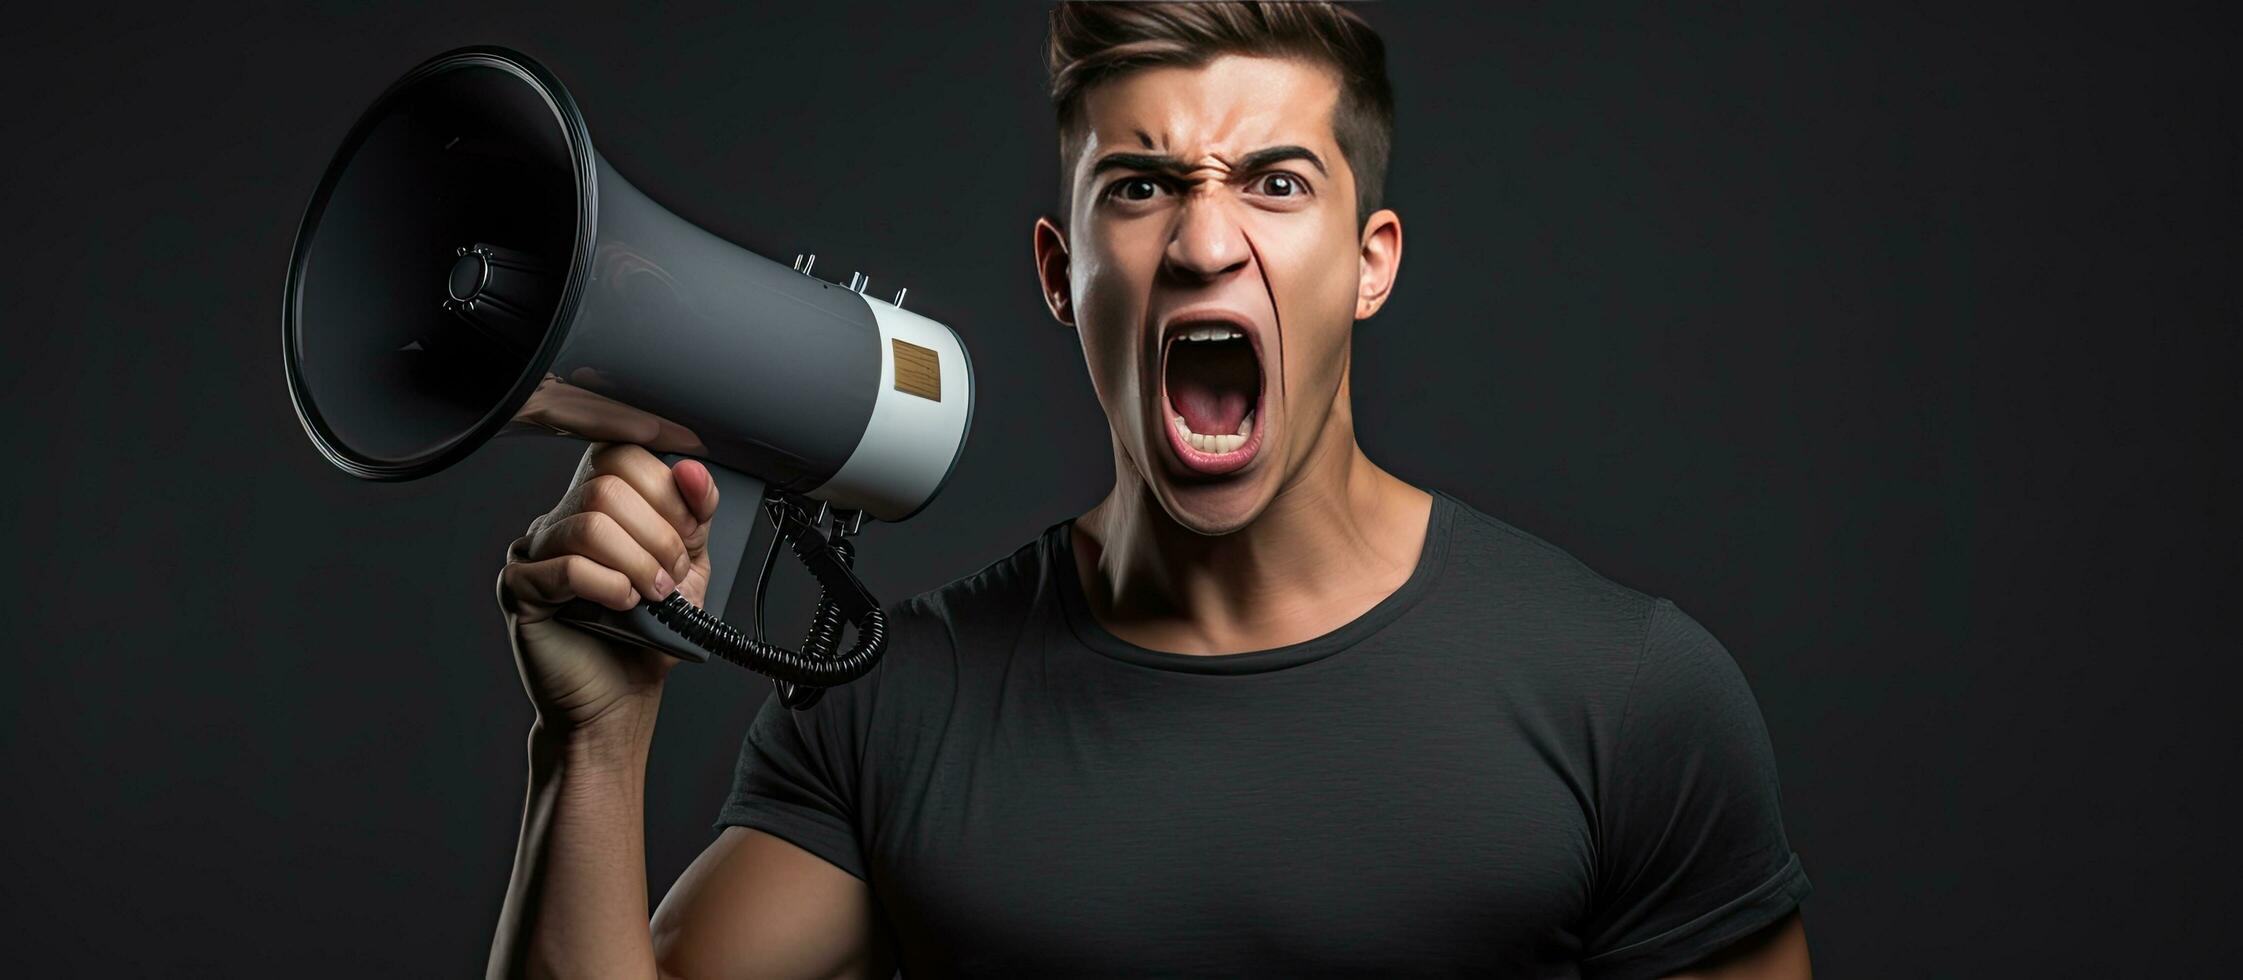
<box><xmin>1032</xmin><ymin>215</ymin><xmax>1075</xmax><ymax>327</ymax></box>
<box><xmin>1354</xmin><ymin>208</ymin><xmax>1402</xmax><ymax>320</ymax></box>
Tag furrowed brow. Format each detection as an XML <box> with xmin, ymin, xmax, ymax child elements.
<box><xmin>1088</xmin><ymin>152</ymin><xmax>1191</xmax><ymax>179</ymax></box>
<box><xmin>1087</xmin><ymin>145</ymin><xmax>1329</xmax><ymax>182</ymax></box>
<box><xmin>1238</xmin><ymin>145</ymin><xmax>1328</xmax><ymax>176</ymax></box>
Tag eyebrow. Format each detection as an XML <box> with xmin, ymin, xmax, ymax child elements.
<box><xmin>1087</xmin><ymin>144</ymin><xmax>1330</xmax><ymax>181</ymax></box>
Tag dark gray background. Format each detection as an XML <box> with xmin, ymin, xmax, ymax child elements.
<box><xmin>3</xmin><ymin>1</ymin><xmax>2235</xmax><ymax>975</ymax></box>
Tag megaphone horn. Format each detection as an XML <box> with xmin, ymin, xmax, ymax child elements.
<box><xmin>282</xmin><ymin>46</ymin><xmax>973</xmax><ymax>706</ymax></box>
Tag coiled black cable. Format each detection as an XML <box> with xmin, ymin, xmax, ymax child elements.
<box><xmin>644</xmin><ymin>494</ymin><xmax>887</xmax><ymax>698</ymax></box>
<box><xmin>774</xmin><ymin>534</ymin><xmax>856</xmax><ymax>710</ymax></box>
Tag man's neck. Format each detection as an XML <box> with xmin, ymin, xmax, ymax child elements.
<box><xmin>1072</xmin><ymin>400</ymin><xmax>1434</xmax><ymax>656</ymax></box>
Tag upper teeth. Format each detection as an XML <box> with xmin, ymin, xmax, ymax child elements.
<box><xmin>1175</xmin><ymin>324</ymin><xmax>1245</xmax><ymax>343</ymax></box>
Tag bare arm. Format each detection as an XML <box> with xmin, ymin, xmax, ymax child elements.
<box><xmin>486</xmin><ymin>719</ymin><xmax>666</xmax><ymax>980</ymax></box>
<box><xmin>484</xmin><ymin>443</ymin><xmax>887</xmax><ymax>979</ymax></box>
<box><xmin>486</xmin><ymin>718</ymin><xmax>890</xmax><ymax>980</ymax></box>
<box><xmin>1664</xmin><ymin>911</ymin><xmax>1811</xmax><ymax>980</ymax></box>
<box><xmin>652</xmin><ymin>827</ymin><xmax>893</xmax><ymax>979</ymax></box>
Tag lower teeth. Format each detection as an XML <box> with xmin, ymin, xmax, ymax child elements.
<box><xmin>1172</xmin><ymin>411</ymin><xmax>1254</xmax><ymax>454</ymax></box>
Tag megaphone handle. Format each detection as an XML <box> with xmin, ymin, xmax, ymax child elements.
<box><xmin>553</xmin><ymin>456</ymin><xmax>765</xmax><ymax>664</ymax></box>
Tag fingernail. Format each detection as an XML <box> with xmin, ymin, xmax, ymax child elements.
<box><xmin>653</xmin><ymin>569</ymin><xmax>676</xmax><ymax>598</ymax></box>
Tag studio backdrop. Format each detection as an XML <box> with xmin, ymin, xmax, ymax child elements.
<box><xmin>0</xmin><ymin>1</ymin><xmax>2236</xmax><ymax>975</ymax></box>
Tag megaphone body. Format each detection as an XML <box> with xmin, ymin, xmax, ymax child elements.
<box><xmin>282</xmin><ymin>47</ymin><xmax>972</xmax><ymax>688</ymax></box>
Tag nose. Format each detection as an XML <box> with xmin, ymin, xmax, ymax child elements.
<box><xmin>1162</xmin><ymin>193</ymin><xmax>1252</xmax><ymax>283</ymax></box>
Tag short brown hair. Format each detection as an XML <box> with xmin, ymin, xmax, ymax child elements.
<box><xmin>1046</xmin><ymin>1</ymin><xmax>1395</xmax><ymax>228</ymax></box>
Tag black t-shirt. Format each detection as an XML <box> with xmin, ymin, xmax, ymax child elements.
<box><xmin>717</xmin><ymin>490</ymin><xmax>1811</xmax><ymax>978</ymax></box>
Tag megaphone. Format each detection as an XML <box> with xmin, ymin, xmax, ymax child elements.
<box><xmin>282</xmin><ymin>46</ymin><xmax>972</xmax><ymax>706</ymax></box>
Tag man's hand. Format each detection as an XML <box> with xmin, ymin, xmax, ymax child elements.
<box><xmin>495</xmin><ymin>442</ymin><xmax>723</xmax><ymax>740</ymax></box>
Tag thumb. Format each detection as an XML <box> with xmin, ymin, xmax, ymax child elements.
<box><xmin>672</xmin><ymin>459</ymin><xmax>722</xmax><ymax>535</ymax></box>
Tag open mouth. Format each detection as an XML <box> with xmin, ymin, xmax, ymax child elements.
<box><xmin>1159</xmin><ymin>317</ymin><xmax>1267</xmax><ymax>476</ymax></box>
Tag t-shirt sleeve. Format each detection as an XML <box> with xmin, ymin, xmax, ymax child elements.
<box><xmin>713</xmin><ymin>682</ymin><xmax>871</xmax><ymax>882</ymax></box>
<box><xmin>1579</xmin><ymin>598</ymin><xmax>1812</xmax><ymax>979</ymax></box>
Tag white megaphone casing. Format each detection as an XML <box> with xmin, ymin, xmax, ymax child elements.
<box><xmin>283</xmin><ymin>46</ymin><xmax>972</xmax><ymax>670</ymax></box>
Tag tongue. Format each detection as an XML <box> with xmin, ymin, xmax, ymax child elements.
<box><xmin>1166</xmin><ymin>341</ymin><xmax>1257</xmax><ymax>435</ymax></box>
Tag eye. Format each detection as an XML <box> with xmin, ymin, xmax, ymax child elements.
<box><xmin>1106</xmin><ymin>177</ymin><xmax>1165</xmax><ymax>203</ymax></box>
<box><xmin>1255</xmin><ymin>172</ymin><xmax>1307</xmax><ymax>198</ymax></box>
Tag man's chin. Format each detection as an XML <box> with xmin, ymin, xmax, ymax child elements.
<box><xmin>1150</xmin><ymin>467</ymin><xmax>1276</xmax><ymax>537</ymax></box>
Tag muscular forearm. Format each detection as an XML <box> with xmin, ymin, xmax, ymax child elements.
<box><xmin>487</xmin><ymin>713</ymin><xmax>665</xmax><ymax>980</ymax></box>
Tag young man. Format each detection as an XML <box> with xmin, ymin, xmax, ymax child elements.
<box><xmin>488</xmin><ymin>4</ymin><xmax>1812</xmax><ymax>977</ymax></box>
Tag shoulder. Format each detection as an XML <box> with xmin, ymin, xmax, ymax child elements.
<box><xmin>1423</xmin><ymin>491</ymin><xmax>1766</xmax><ymax>719</ymax></box>
<box><xmin>885</xmin><ymin>522</ymin><xmax>1062</xmax><ymax>641</ymax></box>
<box><xmin>1436</xmin><ymin>491</ymin><xmax>1654</xmax><ymax>605</ymax></box>
<box><xmin>853</xmin><ymin>521</ymin><xmax>1066</xmax><ymax>689</ymax></box>
<box><xmin>803</xmin><ymin>524</ymin><xmax>1060</xmax><ymax>729</ymax></box>
<box><xmin>1427</xmin><ymin>490</ymin><xmax>1662</xmax><ymax>659</ymax></box>
<box><xmin>1621</xmin><ymin>598</ymin><xmax>1771</xmax><ymax>748</ymax></box>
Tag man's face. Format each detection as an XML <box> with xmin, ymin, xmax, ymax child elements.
<box><xmin>1034</xmin><ymin>55</ymin><xmax>1398</xmax><ymax>535</ymax></box>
